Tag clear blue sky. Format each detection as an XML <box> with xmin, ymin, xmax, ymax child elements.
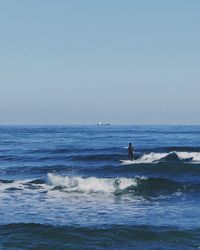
<box><xmin>0</xmin><ymin>0</ymin><xmax>200</xmax><ymax>124</ymax></box>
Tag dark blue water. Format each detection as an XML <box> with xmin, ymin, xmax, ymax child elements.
<box><xmin>1</xmin><ymin>125</ymin><xmax>200</xmax><ymax>249</ymax></box>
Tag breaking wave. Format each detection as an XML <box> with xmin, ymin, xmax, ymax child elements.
<box><xmin>47</xmin><ymin>174</ymin><xmax>200</xmax><ymax>196</ymax></box>
<box><xmin>122</xmin><ymin>151</ymin><xmax>200</xmax><ymax>164</ymax></box>
<box><xmin>48</xmin><ymin>173</ymin><xmax>139</xmax><ymax>194</ymax></box>
<box><xmin>0</xmin><ymin>174</ymin><xmax>200</xmax><ymax>198</ymax></box>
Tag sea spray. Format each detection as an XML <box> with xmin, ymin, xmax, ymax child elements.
<box><xmin>48</xmin><ymin>173</ymin><xmax>138</xmax><ymax>193</ymax></box>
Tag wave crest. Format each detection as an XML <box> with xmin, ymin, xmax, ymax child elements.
<box><xmin>122</xmin><ymin>151</ymin><xmax>200</xmax><ymax>164</ymax></box>
<box><xmin>48</xmin><ymin>174</ymin><xmax>198</xmax><ymax>196</ymax></box>
<box><xmin>48</xmin><ymin>173</ymin><xmax>139</xmax><ymax>194</ymax></box>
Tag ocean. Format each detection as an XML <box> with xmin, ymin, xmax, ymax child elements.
<box><xmin>0</xmin><ymin>125</ymin><xmax>200</xmax><ymax>249</ymax></box>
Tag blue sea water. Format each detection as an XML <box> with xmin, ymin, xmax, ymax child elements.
<box><xmin>0</xmin><ymin>125</ymin><xmax>200</xmax><ymax>249</ymax></box>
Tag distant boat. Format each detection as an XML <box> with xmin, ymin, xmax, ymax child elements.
<box><xmin>97</xmin><ymin>122</ymin><xmax>110</xmax><ymax>126</ymax></box>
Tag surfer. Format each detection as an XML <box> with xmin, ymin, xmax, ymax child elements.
<box><xmin>128</xmin><ymin>143</ymin><xmax>134</xmax><ymax>160</ymax></box>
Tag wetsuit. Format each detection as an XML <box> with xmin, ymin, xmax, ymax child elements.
<box><xmin>128</xmin><ymin>145</ymin><xmax>134</xmax><ymax>160</ymax></box>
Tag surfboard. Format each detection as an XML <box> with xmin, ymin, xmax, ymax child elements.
<box><xmin>120</xmin><ymin>160</ymin><xmax>134</xmax><ymax>164</ymax></box>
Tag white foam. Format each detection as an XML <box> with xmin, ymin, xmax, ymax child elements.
<box><xmin>135</xmin><ymin>153</ymin><xmax>168</xmax><ymax>164</ymax></box>
<box><xmin>176</xmin><ymin>152</ymin><xmax>200</xmax><ymax>163</ymax></box>
<box><xmin>121</xmin><ymin>152</ymin><xmax>168</xmax><ymax>164</ymax></box>
<box><xmin>0</xmin><ymin>179</ymin><xmax>50</xmax><ymax>196</ymax></box>
<box><xmin>48</xmin><ymin>173</ymin><xmax>139</xmax><ymax>194</ymax></box>
<box><xmin>0</xmin><ymin>180</ymin><xmax>24</xmax><ymax>192</ymax></box>
<box><xmin>121</xmin><ymin>151</ymin><xmax>200</xmax><ymax>164</ymax></box>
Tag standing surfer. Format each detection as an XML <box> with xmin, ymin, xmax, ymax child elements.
<box><xmin>128</xmin><ymin>143</ymin><xmax>134</xmax><ymax>160</ymax></box>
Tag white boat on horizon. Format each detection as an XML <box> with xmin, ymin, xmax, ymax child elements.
<box><xmin>97</xmin><ymin>122</ymin><xmax>110</xmax><ymax>126</ymax></box>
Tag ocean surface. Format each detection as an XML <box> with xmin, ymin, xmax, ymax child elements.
<box><xmin>0</xmin><ymin>125</ymin><xmax>200</xmax><ymax>249</ymax></box>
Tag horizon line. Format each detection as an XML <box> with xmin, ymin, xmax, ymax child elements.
<box><xmin>0</xmin><ymin>123</ymin><xmax>200</xmax><ymax>126</ymax></box>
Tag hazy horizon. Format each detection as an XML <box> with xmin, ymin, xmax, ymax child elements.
<box><xmin>1</xmin><ymin>1</ymin><xmax>200</xmax><ymax>125</ymax></box>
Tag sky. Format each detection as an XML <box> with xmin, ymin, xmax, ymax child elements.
<box><xmin>0</xmin><ymin>0</ymin><xmax>200</xmax><ymax>125</ymax></box>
